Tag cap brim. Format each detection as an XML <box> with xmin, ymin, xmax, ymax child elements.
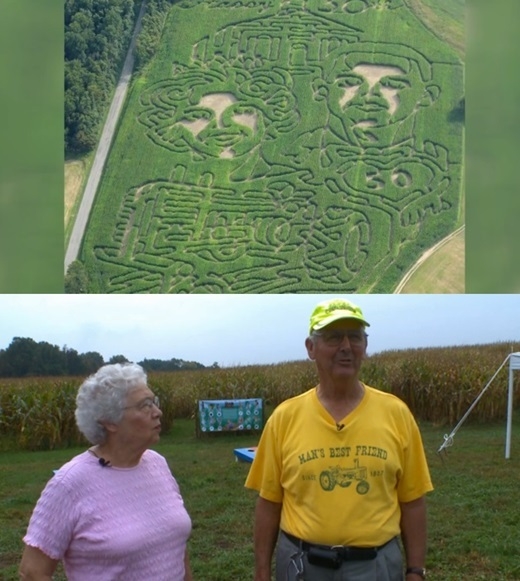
<box><xmin>312</xmin><ymin>312</ymin><xmax>370</xmax><ymax>332</ymax></box>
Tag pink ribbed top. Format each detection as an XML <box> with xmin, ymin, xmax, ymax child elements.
<box><xmin>24</xmin><ymin>449</ymin><xmax>192</xmax><ymax>580</ymax></box>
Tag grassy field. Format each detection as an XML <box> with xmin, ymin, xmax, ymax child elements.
<box><xmin>78</xmin><ymin>0</ymin><xmax>464</xmax><ymax>293</ymax></box>
<box><xmin>64</xmin><ymin>154</ymin><xmax>92</xmax><ymax>247</ymax></box>
<box><xmin>1</xmin><ymin>413</ymin><xmax>519</xmax><ymax>580</ymax></box>
<box><xmin>406</xmin><ymin>0</ymin><xmax>465</xmax><ymax>59</ymax></box>
<box><xmin>64</xmin><ymin>159</ymin><xmax>86</xmax><ymax>231</ymax></box>
<box><xmin>397</xmin><ymin>227</ymin><xmax>464</xmax><ymax>293</ymax></box>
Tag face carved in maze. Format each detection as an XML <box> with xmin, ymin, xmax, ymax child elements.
<box><xmin>337</xmin><ymin>64</ymin><xmax>406</xmax><ymax>126</ymax></box>
<box><xmin>176</xmin><ymin>92</ymin><xmax>260</xmax><ymax>159</ymax></box>
<box><xmin>138</xmin><ymin>64</ymin><xmax>297</xmax><ymax>163</ymax></box>
<box><xmin>321</xmin><ymin>44</ymin><xmax>439</xmax><ymax>146</ymax></box>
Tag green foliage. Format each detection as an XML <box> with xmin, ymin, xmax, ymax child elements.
<box><xmin>65</xmin><ymin>0</ymin><xmax>139</xmax><ymax>153</ymax></box>
<box><xmin>64</xmin><ymin>259</ymin><xmax>89</xmax><ymax>293</ymax></box>
<box><xmin>0</xmin><ymin>378</ymin><xmax>79</xmax><ymax>450</ymax></box>
<box><xmin>363</xmin><ymin>342</ymin><xmax>520</xmax><ymax>424</ymax></box>
<box><xmin>0</xmin><ymin>338</ymin><xmax>105</xmax><ymax>378</ymax></box>
<box><xmin>108</xmin><ymin>354</ymin><xmax>130</xmax><ymax>364</ymax></box>
<box><xmin>139</xmin><ymin>357</ymin><xmax>206</xmax><ymax>372</ymax></box>
<box><xmin>0</xmin><ymin>338</ymin><xmax>67</xmax><ymax>377</ymax></box>
<box><xmin>134</xmin><ymin>0</ymin><xmax>175</xmax><ymax>70</ymax></box>
<box><xmin>0</xmin><ymin>335</ymin><xmax>208</xmax><ymax>380</ymax></box>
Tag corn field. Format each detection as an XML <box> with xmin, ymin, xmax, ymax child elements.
<box><xmin>83</xmin><ymin>0</ymin><xmax>464</xmax><ymax>294</ymax></box>
<box><xmin>1</xmin><ymin>342</ymin><xmax>518</xmax><ymax>451</ymax></box>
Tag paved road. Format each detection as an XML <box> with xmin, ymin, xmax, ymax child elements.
<box><xmin>393</xmin><ymin>225</ymin><xmax>465</xmax><ymax>293</ymax></box>
<box><xmin>64</xmin><ymin>1</ymin><xmax>147</xmax><ymax>272</ymax></box>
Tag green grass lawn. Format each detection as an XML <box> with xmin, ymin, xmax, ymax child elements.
<box><xmin>2</xmin><ymin>415</ymin><xmax>519</xmax><ymax>580</ymax></box>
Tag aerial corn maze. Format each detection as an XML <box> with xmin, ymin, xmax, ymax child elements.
<box><xmin>82</xmin><ymin>0</ymin><xmax>463</xmax><ymax>293</ymax></box>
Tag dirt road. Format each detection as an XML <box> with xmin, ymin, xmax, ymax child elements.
<box><xmin>64</xmin><ymin>1</ymin><xmax>146</xmax><ymax>273</ymax></box>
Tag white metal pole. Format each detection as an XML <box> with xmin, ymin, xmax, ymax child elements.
<box><xmin>437</xmin><ymin>355</ymin><xmax>510</xmax><ymax>455</ymax></box>
<box><xmin>505</xmin><ymin>363</ymin><xmax>513</xmax><ymax>459</ymax></box>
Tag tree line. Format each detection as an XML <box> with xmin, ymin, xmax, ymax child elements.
<box><xmin>0</xmin><ymin>337</ymin><xmax>210</xmax><ymax>378</ymax></box>
<box><xmin>65</xmin><ymin>0</ymin><xmax>176</xmax><ymax>155</ymax></box>
<box><xmin>134</xmin><ymin>0</ymin><xmax>175</xmax><ymax>70</ymax></box>
<box><xmin>65</xmin><ymin>0</ymin><xmax>139</xmax><ymax>153</ymax></box>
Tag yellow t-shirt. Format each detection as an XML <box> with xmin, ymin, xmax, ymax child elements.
<box><xmin>245</xmin><ymin>385</ymin><xmax>433</xmax><ymax>547</ymax></box>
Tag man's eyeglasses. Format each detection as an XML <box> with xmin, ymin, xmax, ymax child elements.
<box><xmin>313</xmin><ymin>329</ymin><xmax>367</xmax><ymax>347</ymax></box>
<box><xmin>124</xmin><ymin>396</ymin><xmax>160</xmax><ymax>413</ymax></box>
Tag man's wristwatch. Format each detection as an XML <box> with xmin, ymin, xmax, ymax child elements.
<box><xmin>406</xmin><ymin>567</ymin><xmax>426</xmax><ymax>579</ymax></box>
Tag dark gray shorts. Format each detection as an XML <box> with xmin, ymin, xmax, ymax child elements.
<box><xmin>275</xmin><ymin>532</ymin><xmax>404</xmax><ymax>581</ymax></box>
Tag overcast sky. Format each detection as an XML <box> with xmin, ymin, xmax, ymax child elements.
<box><xmin>0</xmin><ymin>294</ymin><xmax>518</xmax><ymax>367</ymax></box>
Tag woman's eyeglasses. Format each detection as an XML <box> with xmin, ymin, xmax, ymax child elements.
<box><xmin>124</xmin><ymin>395</ymin><xmax>160</xmax><ymax>413</ymax></box>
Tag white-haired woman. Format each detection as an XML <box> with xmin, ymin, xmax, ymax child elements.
<box><xmin>20</xmin><ymin>363</ymin><xmax>193</xmax><ymax>581</ymax></box>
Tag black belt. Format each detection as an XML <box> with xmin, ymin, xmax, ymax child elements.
<box><xmin>282</xmin><ymin>530</ymin><xmax>385</xmax><ymax>562</ymax></box>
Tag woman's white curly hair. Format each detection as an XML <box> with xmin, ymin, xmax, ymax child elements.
<box><xmin>75</xmin><ymin>362</ymin><xmax>147</xmax><ymax>445</ymax></box>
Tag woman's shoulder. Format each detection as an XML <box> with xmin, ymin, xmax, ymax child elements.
<box><xmin>142</xmin><ymin>448</ymin><xmax>169</xmax><ymax>469</ymax></box>
<box><xmin>143</xmin><ymin>448</ymin><xmax>164</xmax><ymax>461</ymax></box>
<box><xmin>41</xmin><ymin>451</ymin><xmax>95</xmax><ymax>498</ymax></box>
<box><xmin>53</xmin><ymin>450</ymin><xmax>94</xmax><ymax>478</ymax></box>
<box><xmin>140</xmin><ymin>450</ymin><xmax>177</xmax><ymax>484</ymax></box>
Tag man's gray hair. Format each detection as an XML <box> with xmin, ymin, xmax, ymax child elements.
<box><xmin>75</xmin><ymin>362</ymin><xmax>148</xmax><ymax>445</ymax></box>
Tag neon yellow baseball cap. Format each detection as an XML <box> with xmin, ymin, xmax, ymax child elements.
<box><xmin>309</xmin><ymin>298</ymin><xmax>370</xmax><ymax>334</ymax></box>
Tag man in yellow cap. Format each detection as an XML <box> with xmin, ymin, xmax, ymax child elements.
<box><xmin>245</xmin><ymin>298</ymin><xmax>432</xmax><ymax>581</ymax></box>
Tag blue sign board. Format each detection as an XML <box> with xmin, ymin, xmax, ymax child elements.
<box><xmin>198</xmin><ymin>398</ymin><xmax>263</xmax><ymax>432</ymax></box>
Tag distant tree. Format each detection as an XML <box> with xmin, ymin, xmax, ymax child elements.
<box><xmin>180</xmin><ymin>361</ymin><xmax>206</xmax><ymax>371</ymax></box>
<box><xmin>2</xmin><ymin>337</ymin><xmax>39</xmax><ymax>377</ymax></box>
<box><xmin>0</xmin><ymin>349</ymin><xmax>9</xmax><ymax>376</ymax></box>
<box><xmin>0</xmin><ymin>335</ymin><xmax>206</xmax><ymax>378</ymax></box>
<box><xmin>80</xmin><ymin>351</ymin><xmax>105</xmax><ymax>374</ymax></box>
<box><xmin>139</xmin><ymin>357</ymin><xmax>206</xmax><ymax>372</ymax></box>
<box><xmin>0</xmin><ymin>337</ymin><xmax>68</xmax><ymax>377</ymax></box>
<box><xmin>139</xmin><ymin>358</ymin><xmax>172</xmax><ymax>372</ymax></box>
<box><xmin>64</xmin><ymin>346</ymin><xmax>85</xmax><ymax>375</ymax></box>
<box><xmin>33</xmin><ymin>341</ymin><xmax>67</xmax><ymax>376</ymax></box>
<box><xmin>109</xmin><ymin>354</ymin><xmax>130</xmax><ymax>364</ymax></box>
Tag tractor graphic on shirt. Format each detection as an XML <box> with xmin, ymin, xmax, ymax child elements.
<box><xmin>319</xmin><ymin>459</ymin><xmax>370</xmax><ymax>494</ymax></box>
